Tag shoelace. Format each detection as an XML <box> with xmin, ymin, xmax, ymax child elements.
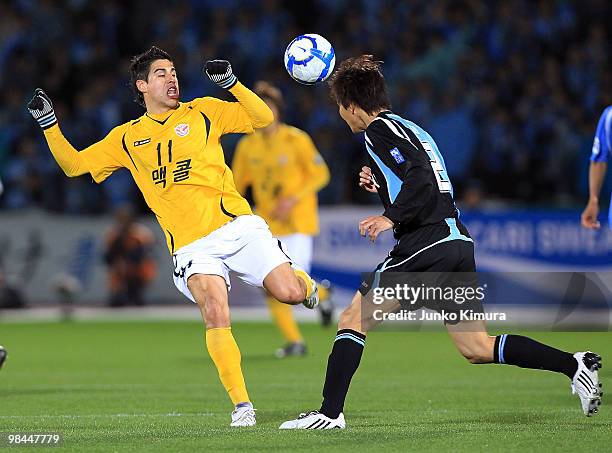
<box><xmin>298</xmin><ymin>410</ymin><xmax>319</xmax><ymax>419</ymax></box>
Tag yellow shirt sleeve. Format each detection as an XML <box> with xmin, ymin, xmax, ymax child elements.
<box><xmin>293</xmin><ymin>132</ymin><xmax>330</xmax><ymax>200</ymax></box>
<box><xmin>231</xmin><ymin>137</ymin><xmax>252</xmax><ymax>195</ymax></box>
<box><xmin>43</xmin><ymin>124</ymin><xmax>127</xmax><ymax>183</ymax></box>
<box><xmin>195</xmin><ymin>81</ymin><xmax>274</xmax><ymax>135</ymax></box>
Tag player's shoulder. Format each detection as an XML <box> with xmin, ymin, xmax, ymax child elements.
<box><xmin>281</xmin><ymin>124</ymin><xmax>312</xmax><ymax>141</ymax></box>
<box><xmin>600</xmin><ymin>105</ymin><xmax>612</xmax><ymax>121</ymax></box>
<box><xmin>365</xmin><ymin>112</ymin><xmax>396</xmax><ymax>138</ymax></box>
<box><xmin>105</xmin><ymin>121</ymin><xmax>132</xmax><ymax>140</ymax></box>
<box><xmin>188</xmin><ymin>96</ymin><xmax>227</xmax><ymax>111</ymax></box>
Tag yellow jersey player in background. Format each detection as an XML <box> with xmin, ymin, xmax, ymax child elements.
<box><xmin>27</xmin><ymin>46</ymin><xmax>319</xmax><ymax>427</ymax></box>
<box><xmin>232</xmin><ymin>82</ymin><xmax>332</xmax><ymax>358</ymax></box>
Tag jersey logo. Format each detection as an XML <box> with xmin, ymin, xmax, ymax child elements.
<box><xmin>592</xmin><ymin>137</ymin><xmax>601</xmax><ymax>156</ymax></box>
<box><xmin>389</xmin><ymin>147</ymin><xmax>405</xmax><ymax>164</ymax></box>
<box><xmin>134</xmin><ymin>138</ymin><xmax>151</xmax><ymax>147</ymax></box>
<box><xmin>174</xmin><ymin>123</ymin><xmax>190</xmax><ymax>137</ymax></box>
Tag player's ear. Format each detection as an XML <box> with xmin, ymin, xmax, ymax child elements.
<box><xmin>136</xmin><ymin>79</ymin><xmax>147</xmax><ymax>96</ymax></box>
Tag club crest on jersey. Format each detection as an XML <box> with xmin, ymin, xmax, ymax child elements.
<box><xmin>174</xmin><ymin>123</ymin><xmax>190</xmax><ymax>137</ymax></box>
<box><xmin>134</xmin><ymin>138</ymin><xmax>151</xmax><ymax>147</ymax></box>
<box><xmin>389</xmin><ymin>147</ymin><xmax>405</xmax><ymax>164</ymax></box>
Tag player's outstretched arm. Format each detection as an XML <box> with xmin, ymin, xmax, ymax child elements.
<box><xmin>27</xmin><ymin>89</ymin><xmax>89</xmax><ymax>177</ymax></box>
<box><xmin>204</xmin><ymin>60</ymin><xmax>274</xmax><ymax>129</ymax></box>
<box><xmin>28</xmin><ymin>89</ymin><xmax>125</xmax><ymax>182</ymax></box>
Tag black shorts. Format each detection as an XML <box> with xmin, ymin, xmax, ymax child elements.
<box><xmin>359</xmin><ymin>238</ymin><xmax>476</xmax><ymax>296</ymax></box>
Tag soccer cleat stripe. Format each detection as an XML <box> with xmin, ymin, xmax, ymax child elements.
<box><xmin>578</xmin><ymin>374</ymin><xmax>595</xmax><ymax>393</ymax></box>
<box><xmin>577</xmin><ymin>374</ymin><xmax>594</xmax><ymax>393</ymax></box>
<box><xmin>314</xmin><ymin>419</ymin><xmax>328</xmax><ymax>429</ymax></box>
<box><xmin>581</xmin><ymin>370</ymin><xmax>595</xmax><ymax>388</ymax></box>
<box><xmin>306</xmin><ymin>419</ymin><xmax>322</xmax><ymax>429</ymax></box>
<box><xmin>335</xmin><ymin>333</ymin><xmax>365</xmax><ymax>346</ymax></box>
<box><xmin>321</xmin><ymin>421</ymin><xmax>331</xmax><ymax>429</ymax></box>
<box><xmin>309</xmin><ymin>420</ymin><xmax>323</xmax><ymax>429</ymax></box>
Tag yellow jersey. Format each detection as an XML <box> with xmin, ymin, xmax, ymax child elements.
<box><xmin>232</xmin><ymin>123</ymin><xmax>330</xmax><ymax>236</ymax></box>
<box><xmin>42</xmin><ymin>82</ymin><xmax>274</xmax><ymax>254</ymax></box>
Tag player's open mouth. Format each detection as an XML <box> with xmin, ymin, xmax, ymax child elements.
<box><xmin>167</xmin><ymin>86</ymin><xmax>179</xmax><ymax>99</ymax></box>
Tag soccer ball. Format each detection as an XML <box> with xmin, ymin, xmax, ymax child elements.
<box><xmin>284</xmin><ymin>34</ymin><xmax>336</xmax><ymax>85</ymax></box>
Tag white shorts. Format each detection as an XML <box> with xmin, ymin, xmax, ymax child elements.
<box><xmin>172</xmin><ymin>215</ymin><xmax>291</xmax><ymax>302</ymax></box>
<box><xmin>278</xmin><ymin>234</ymin><xmax>313</xmax><ymax>273</ymax></box>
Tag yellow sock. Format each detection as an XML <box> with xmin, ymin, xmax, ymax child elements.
<box><xmin>205</xmin><ymin>327</ymin><xmax>250</xmax><ymax>405</ymax></box>
<box><xmin>293</xmin><ymin>269</ymin><xmax>314</xmax><ymax>299</ymax></box>
<box><xmin>266</xmin><ymin>296</ymin><xmax>303</xmax><ymax>343</ymax></box>
<box><xmin>318</xmin><ymin>284</ymin><xmax>330</xmax><ymax>302</ymax></box>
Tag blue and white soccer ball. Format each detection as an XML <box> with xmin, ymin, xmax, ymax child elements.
<box><xmin>284</xmin><ymin>34</ymin><xmax>336</xmax><ymax>85</ymax></box>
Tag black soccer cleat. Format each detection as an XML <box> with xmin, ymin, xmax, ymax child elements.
<box><xmin>0</xmin><ymin>346</ymin><xmax>7</xmax><ymax>370</ymax></box>
<box><xmin>275</xmin><ymin>342</ymin><xmax>307</xmax><ymax>358</ymax></box>
<box><xmin>318</xmin><ymin>279</ymin><xmax>335</xmax><ymax>327</ymax></box>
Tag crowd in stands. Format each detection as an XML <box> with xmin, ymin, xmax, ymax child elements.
<box><xmin>1</xmin><ymin>0</ymin><xmax>610</xmax><ymax>213</ymax></box>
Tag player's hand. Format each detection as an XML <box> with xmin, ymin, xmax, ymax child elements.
<box><xmin>27</xmin><ymin>88</ymin><xmax>57</xmax><ymax>129</ymax></box>
<box><xmin>581</xmin><ymin>200</ymin><xmax>601</xmax><ymax>229</ymax></box>
<box><xmin>359</xmin><ymin>215</ymin><xmax>394</xmax><ymax>242</ymax></box>
<box><xmin>204</xmin><ymin>60</ymin><xmax>237</xmax><ymax>89</ymax></box>
<box><xmin>359</xmin><ymin>166</ymin><xmax>379</xmax><ymax>193</ymax></box>
<box><xmin>271</xmin><ymin>196</ymin><xmax>298</xmax><ymax>221</ymax></box>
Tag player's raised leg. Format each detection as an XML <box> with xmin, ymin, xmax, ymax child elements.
<box><xmin>446</xmin><ymin>320</ymin><xmax>603</xmax><ymax>416</ymax></box>
<box><xmin>187</xmin><ymin>274</ymin><xmax>256</xmax><ymax>427</ymax></box>
<box><xmin>263</xmin><ymin>262</ymin><xmax>319</xmax><ymax>309</ymax></box>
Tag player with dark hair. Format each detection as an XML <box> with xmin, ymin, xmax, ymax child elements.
<box><xmin>27</xmin><ymin>46</ymin><xmax>319</xmax><ymax>427</ymax></box>
<box><xmin>233</xmin><ymin>81</ymin><xmax>333</xmax><ymax>357</ymax></box>
<box><xmin>280</xmin><ymin>55</ymin><xmax>602</xmax><ymax>429</ymax></box>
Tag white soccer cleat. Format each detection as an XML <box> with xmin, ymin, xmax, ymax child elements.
<box><xmin>303</xmin><ymin>278</ymin><xmax>319</xmax><ymax>310</ymax></box>
<box><xmin>279</xmin><ymin>410</ymin><xmax>345</xmax><ymax>429</ymax></box>
<box><xmin>230</xmin><ymin>405</ymin><xmax>257</xmax><ymax>427</ymax></box>
<box><xmin>571</xmin><ymin>351</ymin><xmax>602</xmax><ymax>417</ymax></box>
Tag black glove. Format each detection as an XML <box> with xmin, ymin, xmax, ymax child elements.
<box><xmin>204</xmin><ymin>60</ymin><xmax>237</xmax><ymax>89</ymax></box>
<box><xmin>27</xmin><ymin>88</ymin><xmax>57</xmax><ymax>129</ymax></box>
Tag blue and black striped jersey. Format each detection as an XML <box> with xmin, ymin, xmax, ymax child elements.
<box><xmin>364</xmin><ymin>110</ymin><xmax>459</xmax><ymax>238</ymax></box>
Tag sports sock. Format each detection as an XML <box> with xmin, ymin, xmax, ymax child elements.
<box><xmin>494</xmin><ymin>334</ymin><xmax>578</xmax><ymax>378</ymax></box>
<box><xmin>205</xmin><ymin>327</ymin><xmax>250</xmax><ymax>405</ymax></box>
<box><xmin>320</xmin><ymin>329</ymin><xmax>366</xmax><ymax>418</ymax></box>
<box><xmin>318</xmin><ymin>284</ymin><xmax>330</xmax><ymax>303</ymax></box>
<box><xmin>266</xmin><ymin>296</ymin><xmax>303</xmax><ymax>343</ymax></box>
<box><xmin>293</xmin><ymin>268</ymin><xmax>314</xmax><ymax>299</ymax></box>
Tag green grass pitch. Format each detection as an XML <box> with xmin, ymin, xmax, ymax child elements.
<box><xmin>0</xmin><ymin>320</ymin><xmax>610</xmax><ymax>451</ymax></box>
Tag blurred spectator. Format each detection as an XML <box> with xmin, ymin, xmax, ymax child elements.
<box><xmin>103</xmin><ymin>205</ymin><xmax>156</xmax><ymax>307</ymax></box>
<box><xmin>0</xmin><ymin>0</ymin><xmax>610</xmax><ymax>212</ymax></box>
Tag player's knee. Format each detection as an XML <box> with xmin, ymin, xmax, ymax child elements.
<box><xmin>272</xmin><ymin>279</ymin><xmax>304</xmax><ymax>304</ymax></box>
<box><xmin>200</xmin><ymin>296</ymin><xmax>229</xmax><ymax>327</ymax></box>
